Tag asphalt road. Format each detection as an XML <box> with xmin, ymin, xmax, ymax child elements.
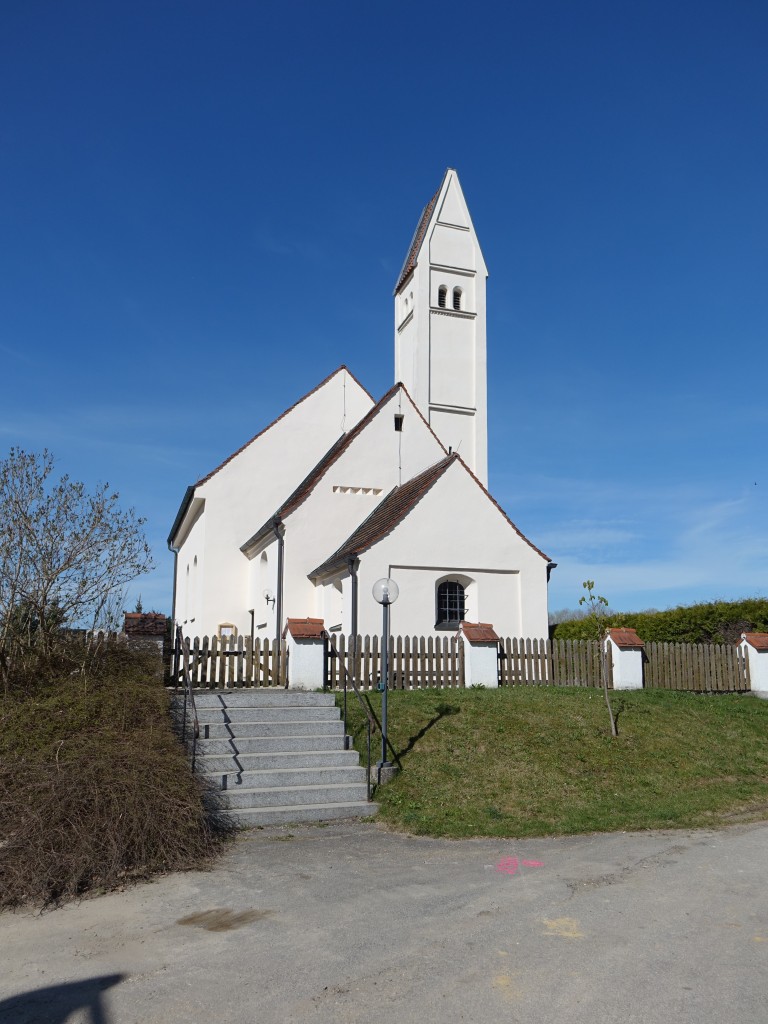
<box><xmin>2</xmin><ymin>821</ymin><xmax>767</xmax><ymax>1023</ymax></box>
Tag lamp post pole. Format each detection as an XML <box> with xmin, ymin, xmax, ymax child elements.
<box><xmin>380</xmin><ymin>596</ymin><xmax>390</xmax><ymax>767</ymax></box>
<box><xmin>372</xmin><ymin>577</ymin><xmax>399</xmax><ymax>776</ymax></box>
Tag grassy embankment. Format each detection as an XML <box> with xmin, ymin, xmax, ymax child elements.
<box><xmin>341</xmin><ymin>687</ymin><xmax>768</xmax><ymax>838</ymax></box>
<box><xmin>0</xmin><ymin>644</ymin><xmax>231</xmax><ymax>910</ymax></box>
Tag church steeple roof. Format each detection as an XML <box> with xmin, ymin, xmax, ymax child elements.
<box><xmin>394</xmin><ymin>172</ymin><xmax>446</xmax><ymax>293</ymax></box>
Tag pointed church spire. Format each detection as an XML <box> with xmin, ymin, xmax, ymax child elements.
<box><xmin>394</xmin><ymin>169</ymin><xmax>489</xmax><ymax>485</ymax></box>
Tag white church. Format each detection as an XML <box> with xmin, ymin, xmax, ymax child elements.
<box><xmin>168</xmin><ymin>169</ymin><xmax>554</xmax><ymax>643</ymax></box>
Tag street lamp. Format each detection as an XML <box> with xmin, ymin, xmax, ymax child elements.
<box><xmin>372</xmin><ymin>577</ymin><xmax>399</xmax><ymax>775</ymax></box>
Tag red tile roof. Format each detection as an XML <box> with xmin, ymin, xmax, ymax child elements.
<box><xmin>394</xmin><ymin>179</ymin><xmax>442</xmax><ymax>293</ymax></box>
<box><xmin>742</xmin><ymin>632</ymin><xmax>768</xmax><ymax>651</ymax></box>
<box><xmin>284</xmin><ymin>617</ymin><xmax>325</xmax><ymax>640</ymax></box>
<box><xmin>123</xmin><ymin>612</ymin><xmax>167</xmax><ymax>637</ymax></box>
<box><xmin>310</xmin><ymin>446</ymin><xmax>551</xmax><ymax>580</ymax></box>
<box><xmin>461</xmin><ymin>621</ymin><xmax>500</xmax><ymax>643</ymax></box>
<box><xmin>310</xmin><ymin>456</ymin><xmax>457</xmax><ymax>579</ymax></box>
<box><xmin>607</xmin><ymin>627</ymin><xmax>644</xmax><ymax>648</ymax></box>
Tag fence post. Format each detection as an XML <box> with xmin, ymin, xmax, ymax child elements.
<box><xmin>605</xmin><ymin>628</ymin><xmax>644</xmax><ymax>690</ymax></box>
<box><xmin>282</xmin><ymin>618</ymin><xmax>326</xmax><ymax>688</ymax></box>
<box><xmin>458</xmin><ymin>623</ymin><xmax>500</xmax><ymax>687</ymax></box>
<box><xmin>740</xmin><ymin>633</ymin><xmax>768</xmax><ymax>695</ymax></box>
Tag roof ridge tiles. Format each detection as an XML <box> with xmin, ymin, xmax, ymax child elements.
<box><xmin>394</xmin><ymin>173</ymin><xmax>446</xmax><ymax>294</ymax></box>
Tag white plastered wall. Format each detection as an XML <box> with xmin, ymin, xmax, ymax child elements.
<box><xmin>275</xmin><ymin>386</ymin><xmax>447</xmax><ymax>627</ymax></box>
<box><xmin>394</xmin><ymin>169</ymin><xmax>489</xmax><ymax>485</ymax></box>
<box><xmin>740</xmin><ymin>639</ymin><xmax>768</xmax><ymax>696</ymax></box>
<box><xmin>351</xmin><ymin>460</ymin><xmax>548</xmax><ymax>639</ymax></box>
<box><xmin>172</xmin><ymin>369</ymin><xmax>373</xmax><ymax>638</ymax></box>
<box><xmin>607</xmin><ymin>640</ymin><xmax>644</xmax><ymax>690</ymax></box>
<box><xmin>174</xmin><ymin>500</ymin><xmax>205</xmax><ymax>630</ymax></box>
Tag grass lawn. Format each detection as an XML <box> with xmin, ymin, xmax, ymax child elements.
<box><xmin>339</xmin><ymin>687</ymin><xmax>768</xmax><ymax>838</ymax></box>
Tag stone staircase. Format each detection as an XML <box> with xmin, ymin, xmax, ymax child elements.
<box><xmin>185</xmin><ymin>690</ymin><xmax>377</xmax><ymax>826</ymax></box>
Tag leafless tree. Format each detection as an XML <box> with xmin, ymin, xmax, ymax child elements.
<box><xmin>0</xmin><ymin>449</ymin><xmax>154</xmax><ymax>685</ymax></box>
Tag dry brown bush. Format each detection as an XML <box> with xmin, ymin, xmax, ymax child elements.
<box><xmin>0</xmin><ymin>643</ymin><xmax>233</xmax><ymax>909</ymax></box>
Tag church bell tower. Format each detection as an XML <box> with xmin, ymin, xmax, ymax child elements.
<box><xmin>394</xmin><ymin>168</ymin><xmax>489</xmax><ymax>485</ymax></box>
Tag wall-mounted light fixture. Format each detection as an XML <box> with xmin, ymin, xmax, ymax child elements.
<box><xmin>263</xmin><ymin>588</ymin><xmax>276</xmax><ymax>609</ymax></box>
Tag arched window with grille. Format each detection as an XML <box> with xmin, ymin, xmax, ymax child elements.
<box><xmin>436</xmin><ymin>579</ymin><xmax>466</xmax><ymax>627</ymax></box>
<box><xmin>452</xmin><ymin>287</ymin><xmax>462</xmax><ymax>311</ymax></box>
<box><xmin>438</xmin><ymin>285</ymin><xmax>447</xmax><ymax>308</ymax></box>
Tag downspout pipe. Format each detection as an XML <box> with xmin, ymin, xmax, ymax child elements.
<box><xmin>547</xmin><ymin>561</ymin><xmax>558</xmax><ymax>583</ymax></box>
<box><xmin>345</xmin><ymin>556</ymin><xmax>360</xmax><ymax>749</ymax></box>
<box><xmin>348</xmin><ymin>556</ymin><xmax>360</xmax><ymax>643</ymax></box>
<box><xmin>168</xmin><ymin>541</ymin><xmax>179</xmax><ymax>631</ymax></box>
<box><xmin>273</xmin><ymin>518</ymin><xmax>285</xmax><ymax>683</ymax></box>
<box><xmin>168</xmin><ymin>542</ymin><xmax>179</xmax><ymax>683</ymax></box>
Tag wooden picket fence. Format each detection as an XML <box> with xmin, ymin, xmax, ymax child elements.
<box><xmin>168</xmin><ymin>632</ymin><xmax>751</xmax><ymax>692</ymax></box>
<box><xmin>644</xmin><ymin>641</ymin><xmax>750</xmax><ymax>692</ymax></box>
<box><xmin>171</xmin><ymin>634</ymin><xmax>288</xmax><ymax>688</ymax></box>
<box><xmin>497</xmin><ymin>637</ymin><xmax>610</xmax><ymax>687</ymax></box>
<box><xmin>326</xmin><ymin>635</ymin><xmax>607</xmax><ymax>689</ymax></box>
<box><xmin>325</xmin><ymin>633</ymin><xmax>464</xmax><ymax>690</ymax></box>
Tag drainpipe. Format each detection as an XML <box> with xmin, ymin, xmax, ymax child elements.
<box><xmin>168</xmin><ymin>542</ymin><xmax>179</xmax><ymax>630</ymax></box>
<box><xmin>348</xmin><ymin>556</ymin><xmax>360</xmax><ymax>643</ymax></box>
<box><xmin>345</xmin><ymin>556</ymin><xmax>360</xmax><ymax>748</ymax></box>
<box><xmin>273</xmin><ymin>518</ymin><xmax>285</xmax><ymax>683</ymax></box>
<box><xmin>547</xmin><ymin>561</ymin><xmax>558</xmax><ymax>583</ymax></box>
<box><xmin>168</xmin><ymin>543</ymin><xmax>179</xmax><ymax>682</ymax></box>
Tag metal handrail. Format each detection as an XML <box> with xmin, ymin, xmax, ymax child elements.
<box><xmin>174</xmin><ymin>625</ymin><xmax>200</xmax><ymax>772</ymax></box>
<box><xmin>327</xmin><ymin>634</ymin><xmax>376</xmax><ymax>800</ymax></box>
<box><xmin>327</xmin><ymin>634</ymin><xmax>403</xmax><ymax>798</ymax></box>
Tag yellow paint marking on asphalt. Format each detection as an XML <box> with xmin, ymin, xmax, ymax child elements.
<box><xmin>753</xmin><ymin>936</ymin><xmax>767</xmax><ymax>942</ymax></box>
<box><xmin>542</xmin><ymin>917</ymin><xmax>585</xmax><ymax>939</ymax></box>
<box><xmin>492</xmin><ymin>973</ymin><xmax>522</xmax><ymax>1000</ymax></box>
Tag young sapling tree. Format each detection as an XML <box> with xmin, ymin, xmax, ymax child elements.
<box><xmin>579</xmin><ymin>579</ymin><xmax>618</xmax><ymax>738</ymax></box>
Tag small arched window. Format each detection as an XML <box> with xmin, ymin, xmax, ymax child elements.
<box><xmin>436</xmin><ymin>580</ymin><xmax>466</xmax><ymax>626</ymax></box>
<box><xmin>452</xmin><ymin>287</ymin><xmax>462</xmax><ymax>311</ymax></box>
<box><xmin>438</xmin><ymin>285</ymin><xmax>447</xmax><ymax>309</ymax></box>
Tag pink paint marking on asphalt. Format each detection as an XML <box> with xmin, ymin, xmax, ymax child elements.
<box><xmin>495</xmin><ymin>857</ymin><xmax>544</xmax><ymax>876</ymax></box>
<box><xmin>495</xmin><ymin>856</ymin><xmax>519</xmax><ymax>875</ymax></box>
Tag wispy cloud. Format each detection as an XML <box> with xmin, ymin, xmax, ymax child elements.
<box><xmin>0</xmin><ymin>342</ymin><xmax>37</xmax><ymax>368</ymax></box>
<box><xmin>508</xmin><ymin>472</ymin><xmax>768</xmax><ymax>610</ymax></box>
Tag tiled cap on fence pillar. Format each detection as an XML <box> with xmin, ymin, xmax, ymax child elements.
<box><xmin>458</xmin><ymin>621</ymin><xmax>500</xmax><ymax>688</ymax></box>
<box><xmin>739</xmin><ymin>633</ymin><xmax>768</xmax><ymax>696</ymax></box>
<box><xmin>605</xmin><ymin>627</ymin><xmax>644</xmax><ymax>690</ymax></box>
<box><xmin>123</xmin><ymin>612</ymin><xmax>167</xmax><ymax>653</ymax></box>
<box><xmin>282</xmin><ymin>618</ymin><xmax>326</xmax><ymax>689</ymax></box>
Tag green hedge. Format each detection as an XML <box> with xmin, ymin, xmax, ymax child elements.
<box><xmin>551</xmin><ymin>598</ymin><xmax>768</xmax><ymax>645</ymax></box>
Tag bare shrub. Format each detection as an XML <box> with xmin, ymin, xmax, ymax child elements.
<box><xmin>0</xmin><ymin>646</ymin><xmax>234</xmax><ymax>909</ymax></box>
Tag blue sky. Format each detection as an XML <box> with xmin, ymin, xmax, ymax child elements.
<box><xmin>1</xmin><ymin>0</ymin><xmax>766</xmax><ymax>617</ymax></box>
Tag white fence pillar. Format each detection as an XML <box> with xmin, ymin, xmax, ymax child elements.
<box><xmin>605</xmin><ymin>628</ymin><xmax>645</xmax><ymax>690</ymax></box>
<box><xmin>283</xmin><ymin>618</ymin><xmax>326</xmax><ymax>689</ymax></box>
<box><xmin>740</xmin><ymin>633</ymin><xmax>768</xmax><ymax>696</ymax></box>
<box><xmin>459</xmin><ymin>622</ymin><xmax>500</xmax><ymax>688</ymax></box>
